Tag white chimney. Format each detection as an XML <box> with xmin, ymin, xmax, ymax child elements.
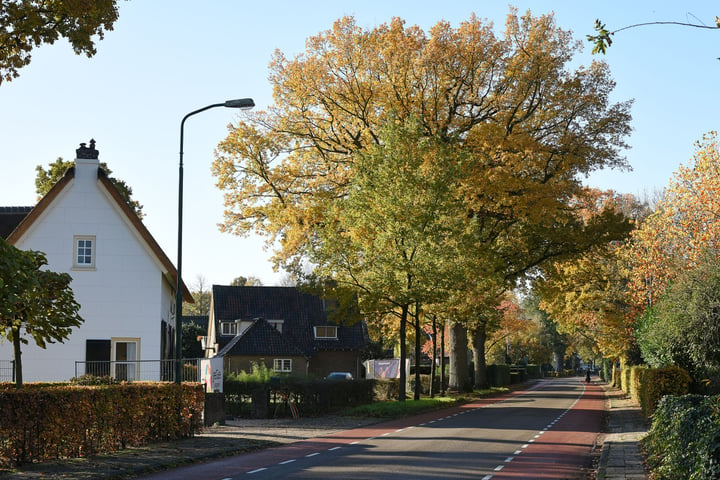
<box><xmin>74</xmin><ymin>139</ymin><xmax>99</xmax><ymax>189</ymax></box>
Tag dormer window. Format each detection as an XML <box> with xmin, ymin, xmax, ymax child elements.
<box><xmin>221</xmin><ymin>322</ymin><xmax>237</xmax><ymax>336</ymax></box>
<box><xmin>314</xmin><ymin>326</ymin><xmax>338</xmax><ymax>339</ymax></box>
<box><xmin>268</xmin><ymin>319</ymin><xmax>284</xmax><ymax>333</ymax></box>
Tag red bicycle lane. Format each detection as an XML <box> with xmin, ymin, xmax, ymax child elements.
<box><xmin>491</xmin><ymin>379</ymin><xmax>605</xmax><ymax>479</ymax></box>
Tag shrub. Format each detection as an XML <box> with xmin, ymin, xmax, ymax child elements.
<box><xmin>629</xmin><ymin>365</ymin><xmax>648</xmax><ymax>404</ymax></box>
<box><xmin>486</xmin><ymin>364</ymin><xmax>510</xmax><ymax>387</ymax></box>
<box><xmin>643</xmin><ymin>394</ymin><xmax>720</xmax><ymax>479</ymax></box>
<box><xmin>525</xmin><ymin>364</ymin><xmax>542</xmax><ymax>379</ymax></box>
<box><xmin>223</xmin><ymin>376</ymin><xmax>376</xmax><ymax>418</ymax></box>
<box><xmin>0</xmin><ymin>383</ymin><xmax>204</xmax><ymax>467</ymax></box>
<box><xmin>621</xmin><ymin>367</ymin><xmax>631</xmax><ymax>393</ymax></box>
<box><xmin>639</xmin><ymin>366</ymin><xmax>692</xmax><ymax>417</ymax></box>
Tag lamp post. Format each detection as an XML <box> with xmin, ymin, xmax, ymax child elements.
<box><xmin>175</xmin><ymin>98</ymin><xmax>254</xmax><ymax>384</ymax></box>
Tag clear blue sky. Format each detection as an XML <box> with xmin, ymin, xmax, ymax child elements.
<box><xmin>0</xmin><ymin>1</ymin><xmax>718</xmax><ymax>288</ymax></box>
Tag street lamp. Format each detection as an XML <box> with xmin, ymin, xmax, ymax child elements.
<box><xmin>175</xmin><ymin>98</ymin><xmax>254</xmax><ymax>384</ymax></box>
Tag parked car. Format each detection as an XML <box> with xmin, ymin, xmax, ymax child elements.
<box><xmin>326</xmin><ymin>371</ymin><xmax>353</xmax><ymax>380</ymax></box>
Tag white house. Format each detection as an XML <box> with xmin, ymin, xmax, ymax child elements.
<box><xmin>0</xmin><ymin>140</ymin><xmax>191</xmax><ymax>382</ymax></box>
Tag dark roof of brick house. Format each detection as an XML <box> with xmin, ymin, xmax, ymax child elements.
<box><xmin>211</xmin><ymin>285</ymin><xmax>367</xmax><ymax>357</ymax></box>
<box><xmin>218</xmin><ymin>318</ymin><xmax>307</xmax><ymax>357</ymax></box>
<box><xmin>0</xmin><ymin>206</ymin><xmax>33</xmax><ymax>239</ymax></box>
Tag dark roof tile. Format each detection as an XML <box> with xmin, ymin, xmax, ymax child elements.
<box><xmin>211</xmin><ymin>285</ymin><xmax>367</xmax><ymax>357</ymax></box>
<box><xmin>0</xmin><ymin>206</ymin><xmax>33</xmax><ymax>239</ymax></box>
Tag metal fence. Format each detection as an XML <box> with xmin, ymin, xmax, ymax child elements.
<box><xmin>74</xmin><ymin>358</ymin><xmax>202</xmax><ymax>383</ymax></box>
<box><xmin>0</xmin><ymin>360</ymin><xmax>14</xmax><ymax>382</ymax></box>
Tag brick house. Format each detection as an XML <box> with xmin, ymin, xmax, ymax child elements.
<box><xmin>205</xmin><ymin>285</ymin><xmax>368</xmax><ymax>379</ymax></box>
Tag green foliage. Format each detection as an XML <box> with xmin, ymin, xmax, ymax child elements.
<box><xmin>587</xmin><ymin>19</ymin><xmax>613</xmax><ymax>54</ymax></box>
<box><xmin>588</xmin><ymin>17</ymin><xmax>720</xmax><ymax>56</ymax></box>
<box><xmin>636</xmin><ymin>256</ymin><xmax>720</xmax><ymax>382</ymax></box>
<box><xmin>35</xmin><ymin>158</ymin><xmax>144</xmax><ymax>219</ymax></box>
<box><xmin>347</xmin><ymin>396</ymin><xmax>457</xmax><ymax>418</ymax></box>
<box><xmin>0</xmin><ymin>239</ymin><xmax>83</xmax><ymax>387</ymax></box>
<box><xmin>0</xmin><ymin>0</ymin><xmax>120</xmax><ymax>84</ymax></box>
<box><xmin>643</xmin><ymin>394</ymin><xmax>720</xmax><ymax>480</ymax></box>
<box><xmin>0</xmin><ymin>383</ymin><xmax>204</xmax><ymax>467</ymax></box>
<box><xmin>181</xmin><ymin>321</ymin><xmax>205</xmax><ymax>359</ymax></box>
<box><xmin>70</xmin><ymin>374</ymin><xmax>120</xmax><ymax>386</ymax></box>
<box><xmin>228</xmin><ymin>362</ymin><xmax>274</xmax><ymax>383</ymax></box>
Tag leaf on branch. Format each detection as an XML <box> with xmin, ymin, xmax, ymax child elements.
<box><xmin>587</xmin><ymin>19</ymin><xmax>613</xmax><ymax>55</ymax></box>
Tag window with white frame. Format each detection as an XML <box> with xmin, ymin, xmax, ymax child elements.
<box><xmin>74</xmin><ymin>235</ymin><xmax>96</xmax><ymax>268</ymax></box>
<box><xmin>314</xmin><ymin>326</ymin><xmax>338</xmax><ymax>339</ymax></box>
<box><xmin>221</xmin><ymin>322</ymin><xmax>238</xmax><ymax>336</ymax></box>
<box><xmin>273</xmin><ymin>358</ymin><xmax>292</xmax><ymax>373</ymax></box>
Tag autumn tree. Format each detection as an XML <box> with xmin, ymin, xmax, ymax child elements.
<box><xmin>36</xmin><ymin>157</ymin><xmax>144</xmax><ymax>218</ymax></box>
<box><xmin>625</xmin><ymin>133</ymin><xmax>720</xmax><ymax>309</ymax></box>
<box><xmin>0</xmin><ymin>239</ymin><xmax>83</xmax><ymax>387</ymax></box>
<box><xmin>213</xmin><ymin>11</ymin><xmax>632</xmax><ymax>394</ymax></box>
<box><xmin>0</xmin><ymin>0</ymin><xmax>121</xmax><ymax>84</ymax></box>
<box><xmin>536</xmin><ymin>191</ymin><xmax>643</xmax><ymax>363</ymax></box>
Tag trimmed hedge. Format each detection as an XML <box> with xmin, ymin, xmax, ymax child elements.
<box><xmin>224</xmin><ymin>377</ymin><xmax>375</xmax><ymax>417</ymax></box>
<box><xmin>638</xmin><ymin>366</ymin><xmax>692</xmax><ymax>417</ymax></box>
<box><xmin>0</xmin><ymin>382</ymin><xmax>204</xmax><ymax>467</ymax></box>
<box><xmin>487</xmin><ymin>365</ymin><xmax>511</xmax><ymax>387</ymax></box>
<box><xmin>525</xmin><ymin>364</ymin><xmax>542</xmax><ymax>379</ymax></box>
<box><xmin>643</xmin><ymin>394</ymin><xmax>720</xmax><ymax>479</ymax></box>
<box><xmin>613</xmin><ymin>365</ymin><xmax>692</xmax><ymax>418</ymax></box>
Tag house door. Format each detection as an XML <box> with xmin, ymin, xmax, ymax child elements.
<box><xmin>86</xmin><ymin>339</ymin><xmax>111</xmax><ymax>377</ymax></box>
<box><xmin>113</xmin><ymin>339</ymin><xmax>139</xmax><ymax>381</ymax></box>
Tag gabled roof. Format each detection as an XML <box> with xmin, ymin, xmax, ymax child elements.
<box><xmin>217</xmin><ymin>318</ymin><xmax>306</xmax><ymax>357</ymax></box>
<box><xmin>3</xmin><ymin>165</ymin><xmax>192</xmax><ymax>302</ymax></box>
<box><xmin>0</xmin><ymin>206</ymin><xmax>33</xmax><ymax>239</ymax></box>
<box><xmin>211</xmin><ymin>285</ymin><xmax>367</xmax><ymax>357</ymax></box>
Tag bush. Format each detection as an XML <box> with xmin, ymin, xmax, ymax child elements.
<box><xmin>629</xmin><ymin>365</ymin><xmax>648</xmax><ymax>404</ymax></box>
<box><xmin>487</xmin><ymin>364</ymin><xmax>510</xmax><ymax>387</ymax></box>
<box><xmin>643</xmin><ymin>394</ymin><xmax>720</xmax><ymax>479</ymax></box>
<box><xmin>223</xmin><ymin>376</ymin><xmax>376</xmax><ymax>418</ymax></box>
<box><xmin>525</xmin><ymin>364</ymin><xmax>542</xmax><ymax>379</ymax></box>
<box><xmin>601</xmin><ymin>359</ymin><xmax>613</xmax><ymax>383</ymax></box>
<box><xmin>638</xmin><ymin>366</ymin><xmax>692</xmax><ymax>417</ymax></box>
<box><xmin>621</xmin><ymin>367</ymin><xmax>632</xmax><ymax>393</ymax></box>
<box><xmin>0</xmin><ymin>383</ymin><xmax>204</xmax><ymax>467</ymax></box>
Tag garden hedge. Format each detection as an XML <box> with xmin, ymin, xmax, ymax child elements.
<box><xmin>224</xmin><ymin>377</ymin><xmax>375</xmax><ymax>418</ymax></box>
<box><xmin>0</xmin><ymin>382</ymin><xmax>204</xmax><ymax>467</ymax></box>
<box><xmin>643</xmin><ymin>394</ymin><xmax>720</xmax><ymax>479</ymax></box>
<box><xmin>486</xmin><ymin>364</ymin><xmax>511</xmax><ymax>387</ymax></box>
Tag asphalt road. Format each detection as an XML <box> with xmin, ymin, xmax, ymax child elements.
<box><xmin>139</xmin><ymin>377</ymin><xmax>603</xmax><ymax>480</ymax></box>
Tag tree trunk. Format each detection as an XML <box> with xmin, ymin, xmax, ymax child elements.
<box><xmin>429</xmin><ymin>315</ymin><xmax>437</xmax><ymax>398</ymax></box>
<box><xmin>12</xmin><ymin>326</ymin><xmax>23</xmax><ymax>388</ymax></box>
<box><xmin>398</xmin><ymin>303</ymin><xmax>408</xmax><ymax>401</ymax></box>
<box><xmin>440</xmin><ymin>319</ymin><xmax>446</xmax><ymax>396</ymax></box>
<box><xmin>470</xmin><ymin>324</ymin><xmax>488</xmax><ymax>390</ymax></box>
<box><xmin>553</xmin><ymin>348</ymin><xmax>564</xmax><ymax>372</ymax></box>
<box><xmin>413</xmin><ymin>303</ymin><xmax>421</xmax><ymax>400</ymax></box>
<box><xmin>448</xmin><ymin>321</ymin><xmax>471</xmax><ymax>392</ymax></box>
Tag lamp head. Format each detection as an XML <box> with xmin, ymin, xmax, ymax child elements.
<box><xmin>224</xmin><ymin>98</ymin><xmax>255</xmax><ymax>109</ymax></box>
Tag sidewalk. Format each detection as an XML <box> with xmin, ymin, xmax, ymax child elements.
<box><xmin>596</xmin><ymin>384</ymin><xmax>649</xmax><ymax>479</ymax></box>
